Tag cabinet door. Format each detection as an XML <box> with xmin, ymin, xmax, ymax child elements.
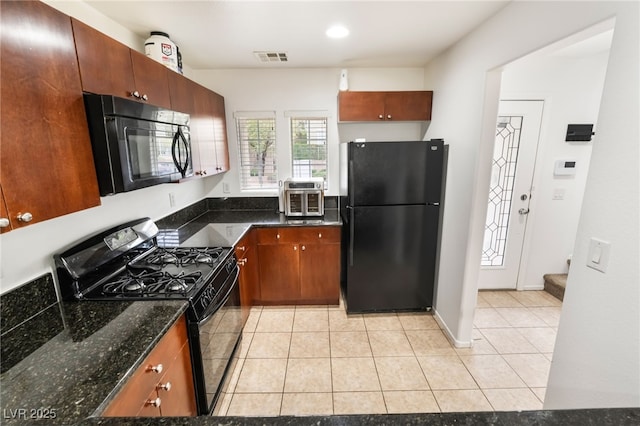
<box><xmin>384</xmin><ymin>91</ymin><xmax>432</xmax><ymax>121</ymax></box>
<box><xmin>257</xmin><ymin>244</ymin><xmax>300</xmax><ymax>303</ymax></box>
<box><xmin>72</xmin><ymin>18</ymin><xmax>136</xmax><ymax>99</ymax></box>
<box><xmin>191</xmin><ymin>84</ymin><xmax>218</xmax><ymax>176</ymax></box>
<box><xmin>236</xmin><ymin>230</ymin><xmax>259</xmax><ymax>319</ymax></box>
<box><xmin>0</xmin><ymin>185</ymin><xmax>12</xmax><ymax>234</ymax></box>
<box><xmin>130</xmin><ymin>50</ymin><xmax>172</xmax><ymax>109</ymax></box>
<box><xmin>157</xmin><ymin>342</ymin><xmax>197</xmax><ymax>416</ymax></box>
<box><xmin>0</xmin><ymin>1</ymin><xmax>100</xmax><ymax>230</ymax></box>
<box><xmin>299</xmin><ymin>243</ymin><xmax>341</xmax><ymax>304</ymax></box>
<box><xmin>338</xmin><ymin>91</ymin><xmax>386</xmax><ymax>121</ymax></box>
<box><xmin>167</xmin><ymin>71</ymin><xmax>196</xmax><ymax>114</ymax></box>
<box><xmin>211</xmin><ymin>91</ymin><xmax>230</xmax><ymax>173</ymax></box>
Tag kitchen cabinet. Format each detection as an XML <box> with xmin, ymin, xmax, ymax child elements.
<box><xmin>102</xmin><ymin>315</ymin><xmax>196</xmax><ymax>417</ymax></box>
<box><xmin>256</xmin><ymin>227</ymin><xmax>340</xmax><ymax>305</ymax></box>
<box><xmin>167</xmin><ymin>72</ymin><xmax>230</xmax><ymax>177</ymax></box>
<box><xmin>72</xmin><ymin>18</ymin><xmax>172</xmax><ymax>109</ymax></box>
<box><xmin>338</xmin><ymin>90</ymin><xmax>432</xmax><ymax>121</ymax></box>
<box><xmin>0</xmin><ymin>0</ymin><xmax>100</xmax><ymax>231</ymax></box>
<box><xmin>235</xmin><ymin>229</ymin><xmax>259</xmax><ymax>319</ymax></box>
<box><xmin>0</xmin><ymin>185</ymin><xmax>12</xmax><ymax>234</ymax></box>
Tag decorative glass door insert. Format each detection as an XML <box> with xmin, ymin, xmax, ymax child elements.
<box><xmin>481</xmin><ymin>116</ymin><xmax>523</xmax><ymax>267</ymax></box>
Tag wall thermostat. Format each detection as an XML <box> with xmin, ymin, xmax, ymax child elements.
<box><xmin>554</xmin><ymin>159</ymin><xmax>577</xmax><ymax>176</ymax></box>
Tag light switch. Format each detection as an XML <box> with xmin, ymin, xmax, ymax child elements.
<box><xmin>587</xmin><ymin>238</ymin><xmax>610</xmax><ymax>273</ymax></box>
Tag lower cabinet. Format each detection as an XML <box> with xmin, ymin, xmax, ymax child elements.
<box><xmin>102</xmin><ymin>315</ymin><xmax>196</xmax><ymax>417</ymax></box>
<box><xmin>255</xmin><ymin>226</ymin><xmax>340</xmax><ymax>305</ymax></box>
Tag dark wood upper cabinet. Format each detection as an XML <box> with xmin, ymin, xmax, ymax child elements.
<box><xmin>338</xmin><ymin>90</ymin><xmax>432</xmax><ymax>122</ymax></box>
<box><xmin>0</xmin><ymin>0</ymin><xmax>100</xmax><ymax>230</ymax></box>
<box><xmin>72</xmin><ymin>19</ymin><xmax>172</xmax><ymax>109</ymax></box>
<box><xmin>168</xmin><ymin>72</ymin><xmax>229</xmax><ymax>176</ymax></box>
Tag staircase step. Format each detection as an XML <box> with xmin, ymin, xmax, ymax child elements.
<box><xmin>544</xmin><ymin>273</ymin><xmax>567</xmax><ymax>301</ymax></box>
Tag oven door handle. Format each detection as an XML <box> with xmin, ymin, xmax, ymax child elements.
<box><xmin>198</xmin><ymin>265</ymin><xmax>240</xmax><ymax>326</ymax></box>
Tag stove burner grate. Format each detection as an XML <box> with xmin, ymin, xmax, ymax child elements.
<box><xmin>101</xmin><ymin>270</ymin><xmax>203</xmax><ymax>297</ymax></box>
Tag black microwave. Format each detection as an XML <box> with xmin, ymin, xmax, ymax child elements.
<box><xmin>83</xmin><ymin>94</ymin><xmax>193</xmax><ymax>196</ymax></box>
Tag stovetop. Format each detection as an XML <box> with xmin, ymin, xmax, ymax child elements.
<box><xmin>54</xmin><ymin>218</ymin><xmax>235</xmax><ymax>303</ymax></box>
<box><xmin>87</xmin><ymin>247</ymin><xmax>231</xmax><ymax>300</ymax></box>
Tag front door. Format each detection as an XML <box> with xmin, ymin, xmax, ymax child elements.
<box><xmin>478</xmin><ymin>100</ymin><xmax>544</xmax><ymax>290</ymax></box>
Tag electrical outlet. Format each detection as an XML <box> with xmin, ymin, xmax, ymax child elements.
<box><xmin>222</xmin><ymin>182</ymin><xmax>230</xmax><ymax>194</ymax></box>
<box><xmin>168</xmin><ymin>192</ymin><xmax>176</xmax><ymax>207</ymax></box>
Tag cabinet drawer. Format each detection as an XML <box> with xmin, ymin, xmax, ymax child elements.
<box><xmin>255</xmin><ymin>226</ymin><xmax>340</xmax><ymax>244</ymax></box>
<box><xmin>295</xmin><ymin>227</ymin><xmax>340</xmax><ymax>243</ymax></box>
<box><xmin>102</xmin><ymin>315</ymin><xmax>188</xmax><ymax>416</ymax></box>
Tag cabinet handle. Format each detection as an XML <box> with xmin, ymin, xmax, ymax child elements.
<box><xmin>276</xmin><ymin>234</ymin><xmax>280</xmax><ymax>239</ymax></box>
<box><xmin>387</xmin><ymin>114</ymin><xmax>392</xmax><ymax>119</ymax></box>
<box><xmin>378</xmin><ymin>114</ymin><xmax>384</xmax><ymax>120</ymax></box>
<box><xmin>141</xmin><ymin>94</ymin><xmax>148</xmax><ymax>101</ymax></box>
<box><xmin>16</xmin><ymin>212</ymin><xmax>33</xmax><ymax>223</ymax></box>
<box><xmin>145</xmin><ymin>397</ymin><xmax>161</xmax><ymax>407</ymax></box>
<box><xmin>301</xmin><ymin>245</ymin><xmax>306</xmax><ymax>251</ymax></box>
<box><xmin>0</xmin><ymin>218</ymin><xmax>10</xmax><ymax>228</ymax></box>
<box><xmin>318</xmin><ymin>233</ymin><xmax>322</xmax><ymax>239</ymax></box>
<box><xmin>157</xmin><ymin>381</ymin><xmax>172</xmax><ymax>392</ymax></box>
<box><xmin>131</xmin><ymin>90</ymin><xmax>141</xmax><ymax>99</ymax></box>
<box><xmin>146</xmin><ymin>363</ymin><xmax>163</xmax><ymax>374</ymax></box>
<box><xmin>238</xmin><ymin>258</ymin><xmax>246</xmax><ymax>266</ymax></box>
<box><xmin>293</xmin><ymin>246</ymin><xmax>297</xmax><ymax>251</ymax></box>
<box><xmin>237</xmin><ymin>246</ymin><xmax>245</xmax><ymax>251</ymax></box>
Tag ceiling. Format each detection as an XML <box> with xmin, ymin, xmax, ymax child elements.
<box><xmin>83</xmin><ymin>0</ymin><xmax>510</xmax><ymax>70</ymax></box>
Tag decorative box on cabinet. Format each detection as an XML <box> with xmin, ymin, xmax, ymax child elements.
<box><xmin>338</xmin><ymin>90</ymin><xmax>432</xmax><ymax>122</ymax></box>
<box><xmin>256</xmin><ymin>226</ymin><xmax>340</xmax><ymax>305</ymax></box>
<box><xmin>72</xmin><ymin>18</ymin><xmax>172</xmax><ymax>109</ymax></box>
<box><xmin>101</xmin><ymin>315</ymin><xmax>196</xmax><ymax>417</ymax></box>
<box><xmin>0</xmin><ymin>0</ymin><xmax>100</xmax><ymax>232</ymax></box>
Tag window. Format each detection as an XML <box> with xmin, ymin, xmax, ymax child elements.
<box><xmin>290</xmin><ymin>117</ymin><xmax>328</xmax><ymax>181</ymax></box>
<box><xmin>235</xmin><ymin>114</ymin><xmax>277</xmax><ymax>190</ymax></box>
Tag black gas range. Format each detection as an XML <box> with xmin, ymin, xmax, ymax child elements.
<box><xmin>54</xmin><ymin>217</ymin><xmax>244</xmax><ymax>415</ymax></box>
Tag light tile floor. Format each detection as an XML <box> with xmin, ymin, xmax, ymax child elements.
<box><xmin>215</xmin><ymin>290</ymin><xmax>562</xmax><ymax>416</ymax></box>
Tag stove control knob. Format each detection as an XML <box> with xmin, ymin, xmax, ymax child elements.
<box><xmin>157</xmin><ymin>381</ymin><xmax>172</xmax><ymax>392</ymax></box>
<box><xmin>16</xmin><ymin>212</ymin><xmax>33</xmax><ymax>223</ymax></box>
<box><xmin>145</xmin><ymin>397</ymin><xmax>161</xmax><ymax>408</ymax></box>
<box><xmin>146</xmin><ymin>363</ymin><xmax>163</xmax><ymax>374</ymax></box>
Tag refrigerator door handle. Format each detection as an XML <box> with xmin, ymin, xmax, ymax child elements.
<box><xmin>348</xmin><ymin>159</ymin><xmax>354</xmax><ymax>207</ymax></box>
<box><xmin>347</xmin><ymin>205</ymin><xmax>355</xmax><ymax>266</ymax></box>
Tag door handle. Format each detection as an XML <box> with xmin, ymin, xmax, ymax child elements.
<box><xmin>518</xmin><ymin>208</ymin><xmax>530</xmax><ymax>215</ymax></box>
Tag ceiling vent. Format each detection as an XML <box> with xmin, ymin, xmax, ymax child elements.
<box><xmin>253</xmin><ymin>51</ymin><xmax>288</xmax><ymax>63</ymax></box>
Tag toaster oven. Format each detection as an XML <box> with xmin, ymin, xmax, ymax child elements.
<box><xmin>283</xmin><ymin>178</ymin><xmax>324</xmax><ymax>217</ymax></box>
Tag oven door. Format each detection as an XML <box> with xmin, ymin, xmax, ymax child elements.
<box><xmin>189</xmin><ymin>264</ymin><xmax>242</xmax><ymax>415</ymax></box>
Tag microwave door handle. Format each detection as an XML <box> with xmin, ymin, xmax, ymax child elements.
<box><xmin>172</xmin><ymin>127</ymin><xmax>189</xmax><ymax>178</ymax></box>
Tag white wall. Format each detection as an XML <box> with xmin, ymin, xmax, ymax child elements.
<box><xmin>0</xmin><ymin>2</ymin><xmax>207</xmax><ymax>294</ymax></box>
<box><xmin>423</xmin><ymin>1</ymin><xmax>638</xmax><ymax>408</ymax></box>
<box><xmin>191</xmin><ymin>68</ymin><xmax>426</xmax><ymax>198</ymax></box>
<box><xmin>500</xmin><ymin>50</ymin><xmax>610</xmax><ymax>289</ymax></box>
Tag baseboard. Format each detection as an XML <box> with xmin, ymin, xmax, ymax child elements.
<box><xmin>433</xmin><ymin>309</ymin><xmax>473</xmax><ymax>348</ymax></box>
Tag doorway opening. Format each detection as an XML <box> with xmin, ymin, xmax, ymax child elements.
<box><xmin>477</xmin><ymin>26</ymin><xmax>613</xmax><ymax>293</ymax></box>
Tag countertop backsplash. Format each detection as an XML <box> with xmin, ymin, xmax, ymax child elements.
<box><xmin>0</xmin><ymin>273</ymin><xmax>63</xmax><ymax>373</ymax></box>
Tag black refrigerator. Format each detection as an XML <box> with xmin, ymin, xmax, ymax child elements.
<box><xmin>340</xmin><ymin>139</ymin><xmax>447</xmax><ymax>313</ymax></box>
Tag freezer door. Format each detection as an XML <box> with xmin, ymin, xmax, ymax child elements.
<box><xmin>349</xmin><ymin>140</ymin><xmax>443</xmax><ymax>206</ymax></box>
<box><xmin>346</xmin><ymin>204</ymin><xmax>440</xmax><ymax>312</ymax></box>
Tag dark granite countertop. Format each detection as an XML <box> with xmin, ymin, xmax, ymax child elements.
<box><xmin>158</xmin><ymin>208</ymin><xmax>342</xmax><ymax>248</ymax></box>
<box><xmin>0</xmin><ymin>300</ymin><xmax>188</xmax><ymax>425</ymax></box>
<box><xmin>81</xmin><ymin>408</ymin><xmax>640</xmax><ymax>425</ymax></box>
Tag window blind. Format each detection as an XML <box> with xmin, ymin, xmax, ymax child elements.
<box><xmin>235</xmin><ymin>116</ymin><xmax>278</xmax><ymax>190</ymax></box>
<box><xmin>290</xmin><ymin>117</ymin><xmax>328</xmax><ymax>181</ymax></box>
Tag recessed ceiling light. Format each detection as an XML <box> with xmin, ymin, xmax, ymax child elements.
<box><xmin>326</xmin><ymin>25</ymin><xmax>349</xmax><ymax>39</ymax></box>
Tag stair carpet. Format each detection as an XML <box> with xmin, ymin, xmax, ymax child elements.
<box><xmin>543</xmin><ymin>274</ymin><xmax>567</xmax><ymax>301</ymax></box>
